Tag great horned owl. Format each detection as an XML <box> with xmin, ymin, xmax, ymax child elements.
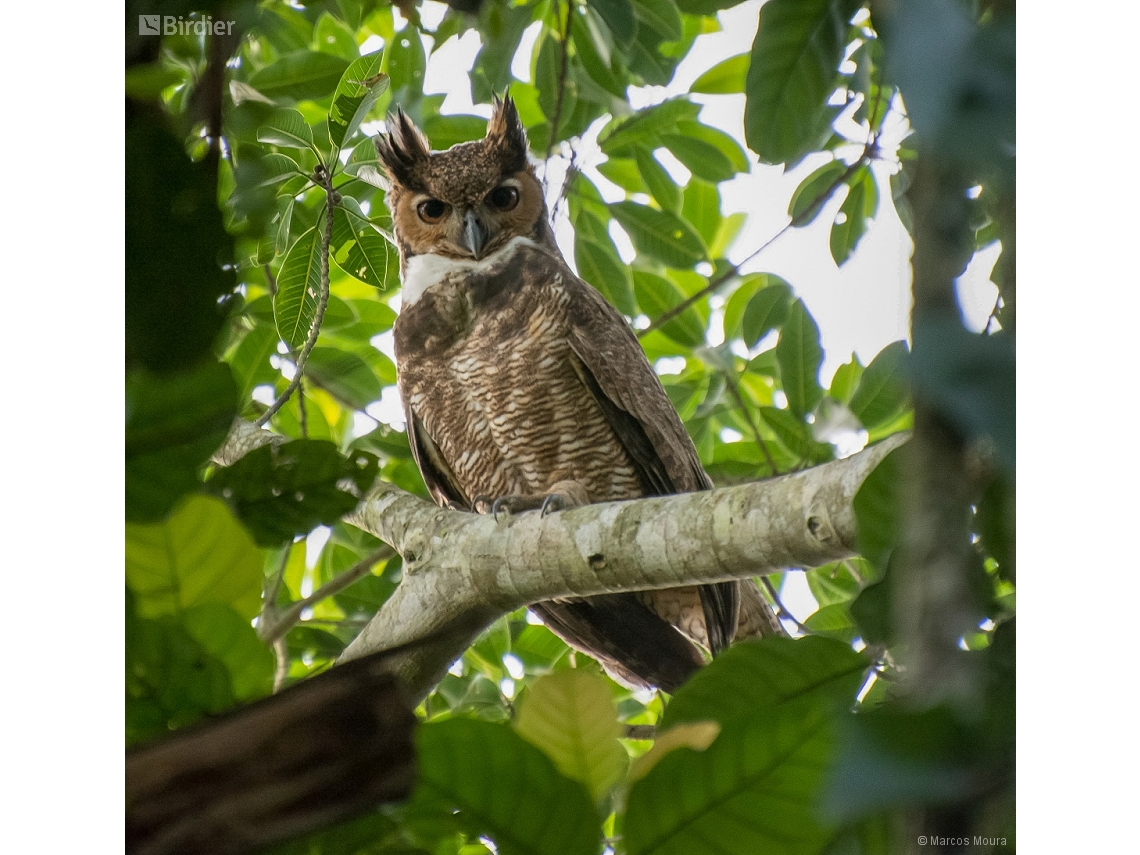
<box><xmin>376</xmin><ymin>96</ymin><xmax>781</xmax><ymax>692</ymax></box>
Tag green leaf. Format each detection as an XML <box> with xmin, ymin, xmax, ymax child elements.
<box><xmin>248</xmin><ymin>50</ymin><xmax>352</xmax><ymax>102</ymax></box>
<box><xmin>610</xmin><ymin>200</ymin><xmax>706</xmax><ymax>268</ymax></box>
<box><xmin>275</xmin><ymin>196</ymin><xmax>296</xmax><ymax>256</ymax></box>
<box><xmin>257</xmin><ymin>108</ymin><xmax>318</xmax><ymax>152</ymax></box>
<box><xmin>852</xmin><ymin>445</ymin><xmax>904</xmax><ymax>574</ymax></box>
<box><xmin>126</xmin><ymin>361</ymin><xmax>238</xmax><ymax>522</ymax></box>
<box><xmin>760</xmin><ymin>406</ymin><xmax>833</xmax><ymax>463</ymax></box>
<box><xmin>408</xmin><ymin>718</ymin><xmax>602</xmax><ymax>855</ymax></box>
<box><xmin>126</xmin><ymin>494</ymin><xmax>263</xmax><ymax>620</ymax></box>
<box><xmin>741</xmin><ymin>278</ymin><xmax>793</xmax><ymax>347</ymax></box>
<box><xmin>690</xmin><ymin>52</ymin><xmax>749</xmax><ymax>94</ymax></box>
<box><xmin>327</xmin><ymin>51</ymin><xmax>388</xmax><ymax>149</ymax></box>
<box><xmin>598</xmin><ymin>98</ymin><xmax>700</xmax><ymax>156</ymax></box>
<box><xmin>659</xmin><ymin>132</ymin><xmax>735</xmax><ymax>183</ymax></box>
<box><xmin>571</xmin><ymin>10</ymin><xmax>627</xmax><ymax>99</ymax></box>
<box><xmin>776</xmin><ymin>298</ymin><xmax>824</xmax><ymax>417</ymax></box>
<box><xmin>662</xmin><ymin>637</ymin><xmax>869</xmax><ymax>729</ymax></box>
<box><xmin>182</xmin><ymin>603</ymin><xmax>275</xmax><ymax>700</ymax></box>
<box><xmin>589</xmin><ymin>0</ymin><xmax>637</xmax><ymax>46</ymax></box>
<box><xmin>828</xmin><ymin>354</ymin><xmax>864</xmax><ymax>405</ymax></box>
<box><xmin>313</xmin><ymin>11</ymin><xmax>359</xmax><ymax>61</ymax></box>
<box><xmin>676</xmin><ymin>0</ymin><xmax>750</xmax><ymax>14</ymax></box>
<box><xmin>848</xmin><ymin>341</ymin><xmax>910</xmax><ymax>429</ymax></box>
<box><xmin>574</xmin><ymin>211</ymin><xmax>637</xmax><ymax>316</ymax></box>
<box><xmin>788</xmin><ymin>157</ymin><xmax>848</xmax><ymax>226</ymax></box>
<box><xmin>331</xmin><ymin>203</ymin><xmax>396</xmax><ymax>290</ymax></box>
<box><xmin>830</xmin><ymin>165</ymin><xmax>879</xmax><ymax>265</ymax></box>
<box><xmin>635</xmin><ymin>148</ymin><xmax>682</xmax><ymax>213</ymax></box>
<box><xmin>673</xmin><ymin>121</ymin><xmax>750</xmax><ymax>173</ymax></box>
<box><xmin>632</xmin><ymin>0</ymin><xmax>682</xmax><ymax>43</ymax></box>
<box><xmin>625</xmin><ymin>698</ymin><xmax>838</xmax><ymax>855</ymax></box>
<box><xmin>306</xmin><ymin>346</ymin><xmax>385</xmax><ymax>409</ymax></box>
<box><xmin>634</xmin><ymin>271</ymin><xmax>705</xmax><ymax>347</ymax></box>
<box><xmin>227</xmin><ymin>325</ymin><xmax>280</xmax><ymax>408</ymax></box>
<box><xmin>744</xmin><ymin>0</ymin><xmax>861</xmax><ymax>164</ymax></box>
<box><xmin>514</xmin><ymin>670</ymin><xmax>628</xmax><ymax>803</ymax></box>
<box><xmin>274</xmin><ymin>225</ymin><xmax>323</xmax><ymax>350</ymax></box>
<box><xmin>387</xmin><ymin>27</ymin><xmax>427</xmax><ymax>96</ymax></box>
<box><xmin>423</xmin><ymin>114</ymin><xmax>488</xmax><ymax>150</ymax></box>
<box><xmin>209</xmin><ymin>439</ymin><xmax>378</xmax><ymax>547</ymax></box>
<box><xmin>680</xmin><ymin>178</ymin><xmax>721</xmax><ymax>248</ymax></box>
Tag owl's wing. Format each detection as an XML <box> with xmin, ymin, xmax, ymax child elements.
<box><xmin>404</xmin><ymin>405</ymin><xmax>470</xmax><ymax>510</ymax></box>
<box><xmin>562</xmin><ymin>275</ymin><xmax>739</xmax><ymax>654</ymax></box>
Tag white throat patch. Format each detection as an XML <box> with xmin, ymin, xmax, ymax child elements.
<box><xmin>401</xmin><ymin>236</ymin><xmax>542</xmax><ymax>307</ymax></box>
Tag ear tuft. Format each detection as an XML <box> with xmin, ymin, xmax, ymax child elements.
<box><xmin>374</xmin><ymin>108</ymin><xmax>431</xmax><ymax>191</ymax></box>
<box><xmin>485</xmin><ymin>94</ymin><xmax>528</xmax><ymax>174</ymax></box>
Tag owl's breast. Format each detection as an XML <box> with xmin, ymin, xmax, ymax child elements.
<box><xmin>394</xmin><ymin>253</ymin><xmax>643</xmax><ymax>502</ymax></box>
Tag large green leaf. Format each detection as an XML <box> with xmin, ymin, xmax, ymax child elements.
<box><xmin>589</xmin><ymin>0</ymin><xmax>637</xmax><ymax>46</ymax></box>
<box><xmin>742</xmin><ymin>278</ymin><xmax>793</xmax><ymax>347</ymax></box>
<box><xmin>125</xmin><ymin>361</ymin><xmax>238</xmax><ymax>522</ymax></box>
<box><xmin>574</xmin><ymin>210</ymin><xmax>637</xmax><ymax>316</ymax></box>
<box><xmin>760</xmin><ymin>405</ymin><xmax>834</xmax><ymax>463</ymax></box>
<box><xmin>852</xmin><ymin>445</ymin><xmax>904</xmax><ymax>574</ymax></box>
<box><xmin>306</xmin><ymin>346</ymin><xmax>385</xmax><ymax>409</ymax></box>
<box><xmin>248</xmin><ymin>50</ymin><xmax>351</xmax><ymax>102</ymax></box>
<box><xmin>331</xmin><ymin>201</ymin><xmax>395</xmax><ymax>290</ymax></box>
<box><xmin>662</xmin><ymin>636</ymin><xmax>869</xmax><ymax>729</ymax></box>
<box><xmin>633</xmin><ymin>271</ymin><xmax>706</xmax><ymax>347</ymax></box>
<box><xmin>274</xmin><ymin>225</ymin><xmax>324</xmax><ymax>350</ymax></box>
<box><xmin>209</xmin><ymin>439</ymin><xmax>378</xmax><ymax>547</ymax></box>
<box><xmin>788</xmin><ymin>157</ymin><xmax>848</xmax><ymax>226</ymax></box>
<box><xmin>625</xmin><ymin>698</ymin><xmax>838</xmax><ymax>855</ymax></box>
<box><xmin>690</xmin><ymin>52</ymin><xmax>749</xmax><ymax>94</ymax></box>
<box><xmin>610</xmin><ymin>200</ymin><xmax>706</xmax><ymax>268</ymax></box>
<box><xmin>514</xmin><ymin>670</ymin><xmax>628</xmax><ymax>803</ymax></box>
<box><xmin>673</xmin><ymin>121</ymin><xmax>751</xmax><ymax>173</ymax></box>
<box><xmin>848</xmin><ymin>341</ymin><xmax>910</xmax><ymax>429</ymax></box>
<box><xmin>680</xmin><ymin>178</ymin><xmax>721</xmax><ymax>247</ymax></box>
<box><xmin>327</xmin><ymin>52</ymin><xmax>388</xmax><ymax>149</ymax></box>
<box><xmin>408</xmin><ymin>718</ymin><xmax>602</xmax><ymax>855</ymax></box>
<box><xmin>744</xmin><ymin>0</ymin><xmax>861</xmax><ymax>164</ymax></box>
<box><xmin>635</xmin><ymin>148</ymin><xmax>682</xmax><ymax>214</ymax></box>
<box><xmin>257</xmin><ymin>108</ymin><xmax>318</xmax><ymax>152</ymax></box>
<box><xmin>830</xmin><ymin>165</ymin><xmax>880</xmax><ymax>265</ymax></box>
<box><xmin>659</xmin><ymin>132</ymin><xmax>735</xmax><ymax>183</ymax></box>
<box><xmin>125</xmin><ymin>494</ymin><xmax>263</xmax><ymax>620</ymax></box>
<box><xmin>776</xmin><ymin>298</ymin><xmax>825</xmax><ymax>417</ymax></box>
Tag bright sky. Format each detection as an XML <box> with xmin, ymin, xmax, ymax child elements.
<box><xmin>351</xmin><ymin>0</ymin><xmax>1003</xmax><ymax>624</ymax></box>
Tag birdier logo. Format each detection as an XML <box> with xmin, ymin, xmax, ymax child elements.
<box><xmin>138</xmin><ymin>15</ymin><xmax>235</xmax><ymax>36</ymax></box>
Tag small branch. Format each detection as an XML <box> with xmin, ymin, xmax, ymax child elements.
<box><xmin>297</xmin><ymin>376</ymin><xmax>308</xmax><ymax>438</ymax></box>
<box><xmin>760</xmin><ymin>576</ymin><xmax>813</xmax><ymax>636</ymax></box>
<box><xmin>263</xmin><ymin>547</ymin><xmax>395</xmax><ymax>644</ymax></box>
<box><xmin>724</xmin><ymin>377</ymin><xmax>780</xmax><ymax>477</ymax></box>
<box><xmin>624</xmin><ymin>725</ymin><xmax>657</xmax><ymax>741</ymax></box>
<box><xmin>543</xmin><ymin>0</ymin><xmax>573</xmax><ymax>165</ymax></box>
<box><xmin>255</xmin><ymin>166</ymin><xmax>338</xmax><ymax>427</ymax></box>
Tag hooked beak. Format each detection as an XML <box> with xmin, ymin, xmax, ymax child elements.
<box><xmin>461</xmin><ymin>210</ymin><xmax>490</xmax><ymax>260</ymax></box>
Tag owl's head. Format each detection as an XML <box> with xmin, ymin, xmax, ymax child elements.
<box><xmin>375</xmin><ymin>96</ymin><xmax>550</xmax><ymax>264</ymax></box>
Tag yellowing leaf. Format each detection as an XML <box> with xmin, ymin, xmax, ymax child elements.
<box><xmin>515</xmin><ymin>670</ymin><xmax>628</xmax><ymax>802</ymax></box>
<box><xmin>627</xmin><ymin>720</ymin><xmax>721</xmax><ymax>784</ymax></box>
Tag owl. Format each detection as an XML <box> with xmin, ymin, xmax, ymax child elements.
<box><xmin>375</xmin><ymin>96</ymin><xmax>782</xmax><ymax>692</ymax></box>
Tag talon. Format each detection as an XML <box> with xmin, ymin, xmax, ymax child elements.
<box><xmin>491</xmin><ymin>497</ymin><xmax>511</xmax><ymax>522</ymax></box>
<box><xmin>540</xmin><ymin>494</ymin><xmax>566</xmax><ymax>517</ymax></box>
<box><xmin>471</xmin><ymin>494</ymin><xmax>494</xmax><ymax>514</ymax></box>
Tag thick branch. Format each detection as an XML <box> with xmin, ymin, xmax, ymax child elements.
<box><xmin>340</xmin><ymin>434</ymin><xmax>906</xmax><ymax>701</ymax></box>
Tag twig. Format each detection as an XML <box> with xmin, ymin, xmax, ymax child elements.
<box><xmin>263</xmin><ymin>263</ymin><xmax>277</xmax><ymax>297</ymax></box>
<box><xmin>272</xmin><ymin>637</ymin><xmax>289</xmax><ymax>693</ymax></box>
<box><xmin>543</xmin><ymin>0</ymin><xmax>573</xmax><ymax>165</ymax></box>
<box><xmin>624</xmin><ymin>724</ymin><xmax>657</xmax><ymax>740</ymax></box>
<box><xmin>255</xmin><ymin>165</ymin><xmax>338</xmax><ymax>427</ymax></box>
<box><xmin>297</xmin><ymin>376</ymin><xmax>308</xmax><ymax>438</ymax></box>
<box><xmin>263</xmin><ymin>547</ymin><xmax>395</xmax><ymax>644</ymax></box>
<box><xmin>760</xmin><ymin>576</ymin><xmax>814</xmax><ymax>636</ymax></box>
<box><xmin>724</xmin><ymin>377</ymin><xmax>780</xmax><ymax>477</ymax></box>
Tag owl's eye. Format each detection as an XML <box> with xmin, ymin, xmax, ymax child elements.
<box><xmin>487</xmin><ymin>185</ymin><xmax>520</xmax><ymax>212</ymax></box>
<box><xmin>417</xmin><ymin>199</ymin><xmax>449</xmax><ymax>223</ymax></box>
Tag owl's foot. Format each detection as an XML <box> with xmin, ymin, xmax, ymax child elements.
<box><xmin>472</xmin><ymin>481</ymin><xmax>590</xmax><ymax>522</ymax></box>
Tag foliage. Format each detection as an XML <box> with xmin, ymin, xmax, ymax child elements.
<box><xmin>125</xmin><ymin>0</ymin><xmax>1014</xmax><ymax>852</ymax></box>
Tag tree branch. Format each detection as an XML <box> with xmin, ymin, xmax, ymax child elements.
<box><xmin>338</xmin><ymin>433</ymin><xmax>907</xmax><ymax>702</ymax></box>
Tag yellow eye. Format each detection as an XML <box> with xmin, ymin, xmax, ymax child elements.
<box><xmin>487</xmin><ymin>185</ymin><xmax>519</xmax><ymax>212</ymax></box>
<box><xmin>417</xmin><ymin>198</ymin><xmax>449</xmax><ymax>223</ymax></box>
